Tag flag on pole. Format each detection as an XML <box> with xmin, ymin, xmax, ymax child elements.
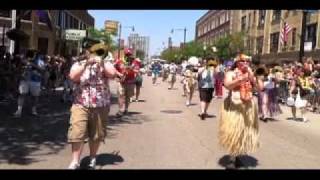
<box><xmin>36</xmin><ymin>10</ymin><xmax>53</xmax><ymax>31</ymax></box>
<box><xmin>280</xmin><ymin>22</ymin><xmax>292</xmax><ymax>44</ymax></box>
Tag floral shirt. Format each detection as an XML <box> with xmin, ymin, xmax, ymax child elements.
<box><xmin>72</xmin><ymin>60</ymin><xmax>111</xmax><ymax>108</ymax></box>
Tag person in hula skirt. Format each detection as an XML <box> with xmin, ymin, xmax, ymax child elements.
<box><xmin>218</xmin><ymin>54</ymin><xmax>259</xmax><ymax>169</ymax></box>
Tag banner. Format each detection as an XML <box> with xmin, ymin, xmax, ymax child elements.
<box><xmin>105</xmin><ymin>20</ymin><xmax>119</xmax><ymax>35</ymax></box>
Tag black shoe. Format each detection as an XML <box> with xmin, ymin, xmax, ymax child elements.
<box><xmin>123</xmin><ymin>110</ymin><xmax>129</xmax><ymax>115</ymax></box>
<box><xmin>200</xmin><ymin>113</ymin><xmax>206</xmax><ymax>120</ymax></box>
<box><xmin>235</xmin><ymin>157</ymin><xmax>244</xmax><ymax>169</ymax></box>
<box><xmin>225</xmin><ymin>159</ymin><xmax>236</xmax><ymax>170</ymax></box>
<box><xmin>116</xmin><ymin>111</ymin><xmax>123</xmax><ymax>118</ymax></box>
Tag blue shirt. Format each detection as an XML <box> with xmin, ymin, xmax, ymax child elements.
<box><xmin>23</xmin><ymin>58</ymin><xmax>45</xmax><ymax>83</ymax></box>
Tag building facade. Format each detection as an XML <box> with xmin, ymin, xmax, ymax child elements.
<box><xmin>0</xmin><ymin>10</ymin><xmax>94</xmax><ymax>56</ymax></box>
<box><xmin>196</xmin><ymin>10</ymin><xmax>320</xmax><ymax>63</ymax></box>
<box><xmin>195</xmin><ymin>10</ymin><xmax>234</xmax><ymax>46</ymax></box>
<box><xmin>128</xmin><ymin>33</ymin><xmax>150</xmax><ymax>60</ymax></box>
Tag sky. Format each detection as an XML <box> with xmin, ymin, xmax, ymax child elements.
<box><xmin>88</xmin><ymin>10</ymin><xmax>207</xmax><ymax>57</ymax></box>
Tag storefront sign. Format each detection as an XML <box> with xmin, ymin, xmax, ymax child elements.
<box><xmin>65</xmin><ymin>29</ymin><xmax>86</xmax><ymax>41</ymax></box>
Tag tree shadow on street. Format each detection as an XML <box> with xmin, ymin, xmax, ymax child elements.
<box><xmin>218</xmin><ymin>155</ymin><xmax>258</xmax><ymax>169</ymax></box>
<box><xmin>80</xmin><ymin>152</ymin><xmax>124</xmax><ymax>169</ymax></box>
<box><xmin>0</xmin><ymin>91</ymin><xmax>70</xmax><ymax>165</ymax></box>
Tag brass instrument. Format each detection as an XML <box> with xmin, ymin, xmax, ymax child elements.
<box><xmin>255</xmin><ymin>66</ymin><xmax>268</xmax><ymax>76</ymax></box>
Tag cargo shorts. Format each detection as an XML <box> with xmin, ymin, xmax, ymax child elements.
<box><xmin>117</xmin><ymin>82</ymin><xmax>135</xmax><ymax>98</ymax></box>
<box><xmin>68</xmin><ymin>105</ymin><xmax>110</xmax><ymax>143</ymax></box>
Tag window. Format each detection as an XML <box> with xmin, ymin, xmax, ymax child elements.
<box><xmin>292</xmin><ymin>28</ymin><xmax>296</xmax><ymax>47</ymax></box>
<box><xmin>272</xmin><ymin>10</ymin><xmax>281</xmax><ymax>23</ymax></box>
<box><xmin>270</xmin><ymin>32</ymin><xmax>280</xmax><ymax>53</ymax></box>
<box><xmin>284</xmin><ymin>10</ymin><xmax>289</xmax><ymax>18</ymax></box>
<box><xmin>241</xmin><ymin>16</ymin><xmax>247</xmax><ymax>31</ymax></box>
<box><xmin>256</xmin><ymin>36</ymin><xmax>264</xmax><ymax>54</ymax></box>
<box><xmin>20</xmin><ymin>10</ymin><xmax>31</xmax><ymax>20</ymax></box>
<box><xmin>291</xmin><ymin>10</ymin><xmax>298</xmax><ymax>16</ymax></box>
<box><xmin>305</xmin><ymin>23</ymin><xmax>317</xmax><ymax>49</ymax></box>
<box><xmin>57</xmin><ymin>11</ymin><xmax>62</xmax><ymax>27</ymax></box>
<box><xmin>258</xmin><ymin>10</ymin><xmax>266</xmax><ymax>28</ymax></box>
<box><xmin>248</xmin><ymin>13</ymin><xmax>251</xmax><ymax>28</ymax></box>
<box><xmin>65</xmin><ymin>13</ymin><xmax>69</xmax><ymax>29</ymax></box>
<box><xmin>221</xmin><ymin>13</ymin><xmax>225</xmax><ymax>24</ymax></box>
<box><xmin>0</xmin><ymin>10</ymin><xmax>10</xmax><ymax>18</ymax></box>
<box><xmin>226</xmin><ymin>12</ymin><xmax>229</xmax><ymax>21</ymax></box>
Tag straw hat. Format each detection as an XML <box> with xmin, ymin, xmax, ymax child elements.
<box><xmin>235</xmin><ymin>54</ymin><xmax>252</xmax><ymax>62</ymax></box>
<box><xmin>89</xmin><ymin>42</ymin><xmax>109</xmax><ymax>57</ymax></box>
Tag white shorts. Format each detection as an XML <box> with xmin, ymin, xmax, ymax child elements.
<box><xmin>19</xmin><ymin>80</ymin><xmax>41</xmax><ymax>96</ymax></box>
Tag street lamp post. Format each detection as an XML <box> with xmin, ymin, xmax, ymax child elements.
<box><xmin>117</xmin><ymin>23</ymin><xmax>134</xmax><ymax>59</ymax></box>
<box><xmin>299</xmin><ymin>10</ymin><xmax>308</xmax><ymax>63</ymax></box>
<box><xmin>171</xmin><ymin>27</ymin><xmax>187</xmax><ymax>48</ymax></box>
<box><xmin>203</xmin><ymin>45</ymin><xmax>207</xmax><ymax>59</ymax></box>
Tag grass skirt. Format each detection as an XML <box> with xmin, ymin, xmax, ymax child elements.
<box><xmin>219</xmin><ymin>96</ymin><xmax>259</xmax><ymax>156</ymax></box>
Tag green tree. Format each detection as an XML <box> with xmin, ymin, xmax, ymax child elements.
<box><xmin>180</xmin><ymin>41</ymin><xmax>204</xmax><ymax>58</ymax></box>
<box><xmin>213</xmin><ymin>32</ymin><xmax>246</xmax><ymax>60</ymax></box>
<box><xmin>160</xmin><ymin>48</ymin><xmax>182</xmax><ymax>63</ymax></box>
<box><xmin>87</xmin><ymin>27</ymin><xmax>117</xmax><ymax>51</ymax></box>
<box><xmin>136</xmin><ymin>49</ymin><xmax>145</xmax><ymax>60</ymax></box>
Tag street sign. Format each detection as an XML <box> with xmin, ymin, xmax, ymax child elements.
<box><xmin>65</xmin><ymin>29</ymin><xmax>86</xmax><ymax>41</ymax></box>
<box><xmin>304</xmin><ymin>42</ymin><xmax>313</xmax><ymax>51</ymax></box>
<box><xmin>105</xmin><ymin>20</ymin><xmax>119</xmax><ymax>35</ymax></box>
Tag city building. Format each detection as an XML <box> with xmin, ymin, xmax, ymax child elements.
<box><xmin>196</xmin><ymin>10</ymin><xmax>320</xmax><ymax>63</ymax></box>
<box><xmin>195</xmin><ymin>10</ymin><xmax>234</xmax><ymax>46</ymax></box>
<box><xmin>0</xmin><ymin>10</ymin><xmax>94</xmax><ymax>56</ymax></box>
<box><xmin>128</xmin><ymin>33</ymin><xmax>150</xmax><ymax>60</ymax></box>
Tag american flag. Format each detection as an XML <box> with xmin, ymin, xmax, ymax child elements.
<box><xmin>280</xmin><ymin>22</ymin><xmax>292</xmax><ymax>44</ymax></box>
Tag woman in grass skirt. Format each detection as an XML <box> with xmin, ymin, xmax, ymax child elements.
<box><xmin>218</xmin><ymin>54</ymin><xmax>259</xmax><ymax>169</ymax></box>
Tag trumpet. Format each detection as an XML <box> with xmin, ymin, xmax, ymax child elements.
<box><xmin>255</xmin><ymin>66</ymin><xmax>268</xmax><ymax>76</ymax></box>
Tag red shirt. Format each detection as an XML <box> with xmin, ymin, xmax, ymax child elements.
<box><xmin>114</xmin><ymin>59</ymin><xmax>136</xmax><ymax>84</ymax></box>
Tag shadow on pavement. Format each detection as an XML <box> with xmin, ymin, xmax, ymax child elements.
<box><xmin>0</xmin><ymin>91</ymin><xmax>71</xmax><ymax>165</ymax></box>
<box><xmin>106</xmin><ymin>111</ymin><xmax>152</xmax><ymax>139</ymax></box>
<box><xmin>80</xmin><ymin>152</ymin><xmax>124</xmax><ymax>169</ymax></box>
<box><xmin>160</xmin><ymin>110</ymin><xmax>183</xmax><ymax>114</ymax></box>
<box><xmin>218</xmin><ymin>155</ymin><xmax>258</xmax><ymax>169</ymax></box>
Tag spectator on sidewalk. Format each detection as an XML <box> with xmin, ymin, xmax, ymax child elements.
<box><xmin>13</xmin><ymin>50</ymin><xmax>45</xmax><ymax>118</ymax></box>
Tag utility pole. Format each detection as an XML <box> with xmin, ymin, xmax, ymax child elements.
<box><xmin>118</xmin><ymin>23</ymin><xmax>122</xmax><ymax>59</ymax></box>
<box><xmin>14</xmin><ymin>10</ymin><xmax>22</xmax><ymax>54</ymax></box>
<box><xmin>9</xmin><ymin>10</ymin><xmax>16</xmax><ymax>54</ymax></box>
<box><xmin>299</xmin><ymin>10</ymin><xmax>308</xmax><ymax>62</ymax></box>
<box><xmin>184</xmin><ymin>27</ymin><xmax>186</xmax><ymax>47</ymax></box>
<box><xmin>2</xmin><ymin>24</ymin><xmax>5</xmax><ymax>47</ymax></box>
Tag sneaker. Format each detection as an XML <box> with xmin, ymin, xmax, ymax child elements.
<box><xmin>88</xmin><ymin>158</ymin><xmax>96</xmax><ymax>170</ymax></box>
<box><xmin>116</xmin><ymin>111</ymin><xmax>123</xmax><ymax>118</ymax></box>
<box><xmin>186</xmin><ymin>101</ymin><xmax>190</xmax><ymax>106</ymax></box>
<box><xmin>32</xmin><ymin>109</ymin><xmax>38</xmax><ymax>116</ymax></box>
<box><xmin>302</xmin><ymin>118</ymin><xmax>309</xmax><ymax>123</ymax></box>
<box><xmin>13</xmin><ymin>111</ymin><xmax>22</xmax><ymax>118</ymax></box>
<box><xmin>68</xmin><ymin>162</ymin><xmax>80</xmax><ymax>170</ymax></box>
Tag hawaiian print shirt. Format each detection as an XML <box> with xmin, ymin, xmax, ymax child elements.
<box><xmin>72</xmin><ymin>61</ymin><xmax>111</xmax><ymax>108</ymax></box>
